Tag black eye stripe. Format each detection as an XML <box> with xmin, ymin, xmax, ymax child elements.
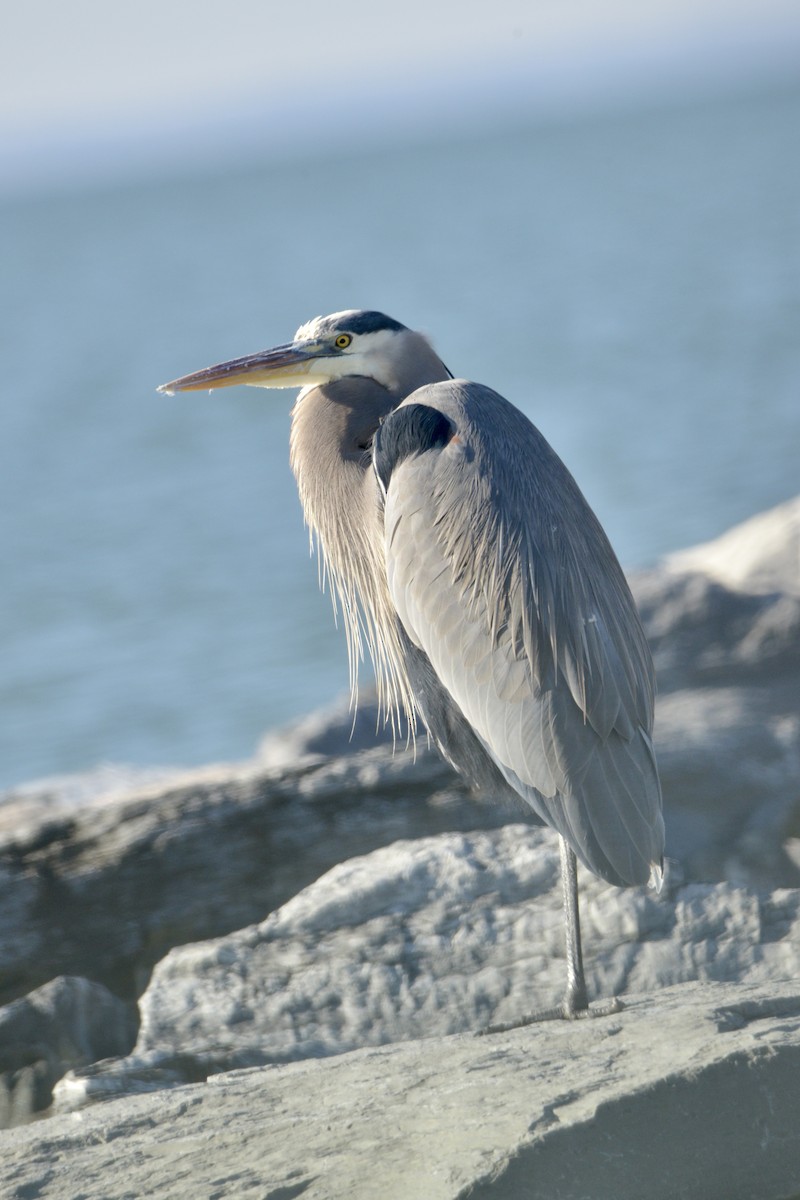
<box><xmin>335</xmin><ymin>312</ymin><xmax>406</xmax><ymax>336</ymax></box>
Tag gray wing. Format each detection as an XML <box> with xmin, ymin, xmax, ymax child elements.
<box><xmin>376</xmin><ymin>379</ymin><xmax>664</xmax><ymax>888</ymax></box>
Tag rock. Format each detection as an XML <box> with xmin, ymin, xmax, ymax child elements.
<box><xmin>628</xmin><ymin>555</ymin><xmax>800</xmax><ymax>887</ymax></box>
<box><xmin>633</xmin><ymin>567</ymin><xmax>800</xmax><ymax>692</ymax></box>
<box><xmin>0</xmin><ymin>747</ymin><xmax>501</xmax><ymax>1007</ymax></box>
<box><xmin>4</xmin><ymin>980</ymin><xmax>800</xmax><ymax>1200</ymax></box>
<box><xmin>51</xmin><ymin>826</ymin><xmax>800</xmax><ymax>1109</ymax></box>
<box><xmin>0</xmin><ymin>976</ymin><xmax>135</xmax><ymax>1126</ymax></box>
<box><xmin>664</xmin><ymin>493</ymin><xmax>800</xmax><ymax>596</ymax></box>
<box><xmin>653</xmin><ymin>684</ymin><xmax>800</xmax><ymax>885</ymax></box>
<box><xmin>0</xmin><ymin>762</ymin><xmax>203</xmax><ymax>840</ymax></box>
<box><xmin>257</xmin><ymin>690</ymin><xmax>394</xmax><ymax>767</ymax></box>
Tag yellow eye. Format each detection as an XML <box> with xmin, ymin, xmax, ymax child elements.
<box><xmin>335</xmin><ymin>334</ymin><xmax>352</xmax><ymax>349</ymax></box>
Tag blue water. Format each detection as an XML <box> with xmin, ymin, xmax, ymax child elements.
<box><xmin>2</xmin><ymin>82</ymin><xmax>799</xmax><ymax>792</ymax></box>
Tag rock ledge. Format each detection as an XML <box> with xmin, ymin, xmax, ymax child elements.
<box><xmin>4</xmin><ymin>980</ymin><xmax>800</xmax><ymax>1200</ymax></box>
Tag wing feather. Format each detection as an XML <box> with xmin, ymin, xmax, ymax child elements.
<box><xmin>380</xmin><ymin>380</ymin><xmax>664</xmax><ymax>888</ymax></box>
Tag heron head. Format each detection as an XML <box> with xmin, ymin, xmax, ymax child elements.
<box><xmin>158</xmin><ymin>310</ymin><xmax>449</xmax><ymax>398</ymax></box>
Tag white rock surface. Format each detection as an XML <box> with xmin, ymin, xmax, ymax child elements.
<box><xmin>52</xmin><ymin>826</ymin><xmax>800</xmax><ymax>1110</ymax></box>
<box><xmin>5</xmin><ymin>981</ymin><xmax>800</xmax><ymax>1200</ymax></box>
<box><xmin>666</xmin><ymin>494</ymin><xmax>800</xmax><ymax>595</ymax></box>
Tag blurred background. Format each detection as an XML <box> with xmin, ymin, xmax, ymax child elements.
<box><xmin>1</xmin><ymin>1</ymin><xmax>799</xmax><ymax>792</ymax></box>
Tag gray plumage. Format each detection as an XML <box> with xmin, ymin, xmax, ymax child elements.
<box><xmin>159</xmin><ymin>309</ymin><xmax>665</xmax><ymax>1017</ymax></box>
<box><xmin>380</xmin><ymin>380</ymin><xmax>662</xmax><ymax>889</ymax></box>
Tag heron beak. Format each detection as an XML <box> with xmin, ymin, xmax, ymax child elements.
<box><xmin>157</xmin><ymin>339</ymin><xmax>330</xmax><ymax>395</ymax></box>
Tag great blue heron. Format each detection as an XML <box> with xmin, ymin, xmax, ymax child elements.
<box><xmin>159</xmin><ymin>309</ymin><xmax>665</xmax><ymax>1021</ymax></box>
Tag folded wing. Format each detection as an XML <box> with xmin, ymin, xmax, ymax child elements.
<box><xmin>377</xmin><ymin>380</ymin><xmax>664</xmax><ymax>888</ymax></box>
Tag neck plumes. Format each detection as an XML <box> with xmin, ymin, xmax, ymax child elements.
<box><xmin>289</xmin><ymin>377</ymin><xmax>418</xmax><ymax>734</ymax></box>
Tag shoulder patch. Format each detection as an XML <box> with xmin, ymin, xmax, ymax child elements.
<box><xmin>373</xmin><ymin>404</ymin><xmax>455</xmax><ymax>493</ymax></box>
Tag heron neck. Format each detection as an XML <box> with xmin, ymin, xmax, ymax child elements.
<box><xmin>288</xmin><ymin>376</ymin><xmax>420</xmax><ymax>733</ymax></box>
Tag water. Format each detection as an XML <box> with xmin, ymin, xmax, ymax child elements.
<box><xmin>2</xmin><ymin>82</ymin><xmax>799</xmax><ymax>792</ymax></box>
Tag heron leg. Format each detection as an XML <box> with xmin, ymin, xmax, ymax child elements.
<box><xmin>556</xmin><ymin>837</ymin><xmax>623</xmax><ymax>1019</ymax></box>
<box><xmin>559</xmin><ymin>835</ymin><xmax>589</xmax><ymax>1016</ymax></box>
<box><xmin>477</xmin><ymin>835</ymin><xmax>623</xmax><ymax>1033</ymax></box>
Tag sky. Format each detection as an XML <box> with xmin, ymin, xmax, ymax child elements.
<box><xmin>2</xmin><ymin>0</ymin><xmax>800</xmax><ymax>190</ymax></box>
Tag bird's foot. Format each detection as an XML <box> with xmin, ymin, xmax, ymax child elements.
<box><xmin>476</xmin><ymin>993</ymin><xmax>623</xmax><ymax>1035</ymax></box>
